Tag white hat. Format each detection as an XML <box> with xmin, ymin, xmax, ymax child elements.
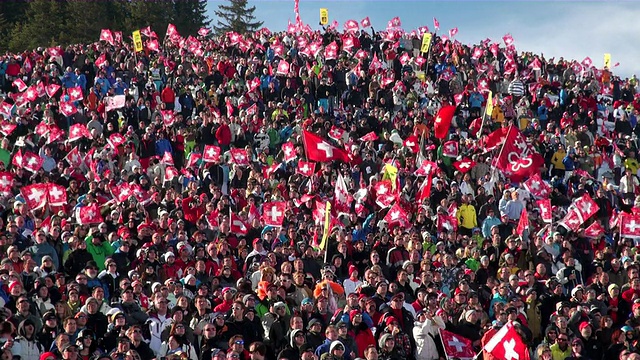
<box><xmin>163</xmin><ymin>252</ymin><xmax>175</xmax><ymax>261</ymax></box>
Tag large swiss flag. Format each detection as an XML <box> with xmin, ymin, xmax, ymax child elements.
<box><xmin>494</xmin><ymin>126</ymin><xmax>544</xmax><ymax>181</ymax></box>
<box><xmin>483</xmin><ymin>321</ymin><xmax>530</xmax><ymax>360</ymax></box>
<box><xmin>262</xmin><ymin>201</ymin><xmax>286</xmax><ymax>227</ymax></box>
<box><xmin>433</xmin><ymin>105</ymin><xmax>456</xmax><ymax>139</ymax></box>
<box><xmin>440</xmin><ymin>329</ymin><xmax>475</xmax><ymax>360</ymax></box>
<box><xmin>302</xmin><ymin>130</ymin><xmax>350</xmax><ymax>163</ymax></box>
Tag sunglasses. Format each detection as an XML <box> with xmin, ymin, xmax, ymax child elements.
<box><xmin>234</xmin><ymin>340</ymin><xmax>244</xmax><ymax>345</ymax></box>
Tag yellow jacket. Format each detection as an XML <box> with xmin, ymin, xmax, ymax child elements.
<box><xmin>457</xmin><ymin>203</ymin><xmax>478</xmax><ymax>229</ymax></box>
<box><xmin>551</xmin><ymin>150</ymin><xmax>566</xmax><ymax>170</ymax></box>
<box><xmin>550</xmin><ymin>343</ymin><xmax>571</xmax><ymax>360</ymax></box>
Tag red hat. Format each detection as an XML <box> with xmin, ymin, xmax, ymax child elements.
<box><xmin>385</xmin><ymin>316</ymin><xmax>398</xmax><ymax>327</ymax></box>
<box><xmin>578</xmin><ymin>321</ymin><xmax>592</xmax><ymax>332</ymax></box>
<box><xmin>349</xmin><ymin>309</ymin><xmax>361</xmax><ymax>320</ymax></box>
<box><xmin>252</xmin><ymin>238</ymin><xmax>261</xmax><ymax>245</ymax></box>
<box><xmin>349</xmin><ymin>265</ymin><xmax>358</xmax><ymax>277</ymax></box>
<box><xmin>633</xmin><ymin>303</ymin><xmax>640</xmax><ymax>312</ymax></box>
<box><xmin>464</xmin><ymin>269</ymin><xmax>473</xmax><ymax>275</ymax></box>
<box><xmin>8</xmin><ymin>281</ymin><xmax>19</xmax><ymax>293</ymax></box>
<box><xmin>40</xmin><ymin>352</ymin><xmax>56</xmax><ymax>360</ymax></box>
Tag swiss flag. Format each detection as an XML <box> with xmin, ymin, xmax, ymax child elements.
<box><xmin>94</xmin><ymin>54</ymin><xmax>107</xmax><ymax>68</ymax></box>
<box><xmin>344</xmin><ymin>19</ymin><xmax>360</xmax><ymax>33</ymax></box>
<box><xmin>108</xmin><ymin>133</ymin><xmax>126</xmax><ymax>149</ymax></box>
<box><xmin>262</xmin><ymin>201</ymin><xmax>286</xmax><ymax>226</ymax></box>
<box><xmin>22</xmin><ymin>151</ymin><xmax>43</xmax><ymax>173</ymax></box>
<box><xmin>418</xmin><ymin>26</ymin><xmax>429</xmax><ymax>35</ymax></box>
<box><xmin>59</xmin><ymin>102</ymin><xmax>77</xmax><ymax>117</ymax></box>
<box><xmin>581</xmin><ymin>56</ymin><xmax>593</xmax><ymax>68</ymax></box>
<box><xmin>536</xmin><ymin>199</ymin><xmax>552</xmax><ymax>223</ymax></box>
<box><xmin>202</xmin><ymin>145</ymin><xmax>221</xmax><ymax>163</ymax></box>
<box><xmin>276</xmin><ymin>60</ymin><xmax>289</xmax><ymax>75</ymax></box>
<box><xmin>403</xmin><ymin>135</ymin><xmax>419</xmax><ymax>153</ymax></box>
<box><xmin>198</xmin><ymin>27</ymin><xmax>210</xmax><ymax>37</ymax></box>
<box><xmin>47</xmin><ymin>126</ymin><xmax>65</xmax><ymax>144</ymax></box>
<box><xmin>166</xmin><ymin>23</ymin><xmax>178</xmax><ymax>38</ymax></box>
<box><xmin>324</xmin><ymin>41</ymin><xmax>338</xmax><ymax>60</ymax></box>
<box><xmin>375</xmin><ymin>180</ymin><xmax>397</xmax><ymax>209</ymax></box>
<box><xmin>483</xmin><ymin>322</ymin><xmax>530</xmax><ymax>360</ymax></box>
<box><xmin>47</xmin><ymin>183</ymin><xmax>67</xmax><ymax>207</ymax></box>
<box><xmin>384</xmin><ymin>203</ymin><xmax>409</xmax><ymax>227</ymax></box>
<box><xmin>584</xmin><ymin>221</ymin><xmax>605</xmax><ymax>238</ymax></box>
<box><xmin>559</xmin><ymin>207</ymin><xmax>583</xmax><ymax>232</ymax></box>
<box><xmin>25</xmin><ymin>86</ymin><xmax>38</xmax><ymax>102</ymax></box>
<box><xmin>620</xmin><ymin>213</ymin><xmax>640</xmax><ymax>239</ymax></box>
<box><xmin>282</xmin><ymin>142</ymin><xmax>297</xmax><ymax>162</ymax></box>
<box><xmin>0</xmin><ymin>102</ymin><xmax>14</xmax><ymax>119</ymax></box>
<box><xmin>416</xmin><ymin>175</ymin><xmax>433</xmax><ymax>205</ymax></box>
<box><xmin>297</xmin><ymin>161</ymin><xmax>315</xmax><ymax>177</ymax></box>
<box><xmin>433</xmin><ymin>105</ymin><xmax>456</xmax><ymax>139</ymax></box>
<box><xmin>502</xmin><ymin>33</ymin><xmax>515</xmax><ymax>47</ymax></box>
<box><xmin>263</xmin><ymin>162</ymin><xmax>281</xmax><ymax>178</ymax></box>
<box><xmin>45</xmin><ymin>83</ymin><xmax>61</xmax><ymax>98</ymax></box>
<box><xmin>21</xmin><ymin>183</ymin><xmax>48</xmax><ymax>210</ymax></box>
<box><xmin>230</xmin><ymin>213</ymin><xmax>249</xmax><ymax>235</ymax></box>
<box><xmin>328</xmin><ymin>126</ymin><xmax>345</xmax><ymax>141</ymax></box>
<box><xmin>68</xmin><ymin>124</ymin><xmax>90</xmax><ymax>142</ymax></box>
<box><xmin>68</xmin><ymin>86</ymin><xmax>83</xmax><ymax>102</ymax></box>
<box><xmin>523</xmin><ymin>173</ymin><xmax>551</xmax><ymax>199</ymax></box>
<box><xmin>0</xmin><ymin>172</ymin><xmax>14</xmax><ymax>194</ymax></box>
<box><xmin>302</xmin><ymin>130</ymin><xmax>350</xmax><ymax>163</ymax></box>
<box><xmin>100</xmin><ymin>29</ymin><xmax>114</xmax><ymax>45</ymax></box>
<box><xmin>64</xmin><ymin>147</ymin><xmax>83</xmax><ymax>167</ymax></box>
<box><xmin>437</xmin><ymin>213</ymin><xmax>458</xmax><ymax>232</ymax></box>
<box><xmin>334</xmin><ymin>173</ymin><xmax>351</xmax><ymax>213</ymax></box>
<box><xmin>359</xmin><ymin>131</ymin><xmax>378</xmax><ymax>142</ymax></box>
<box><xmin>165</xmin><ymin>166</ymin><xmax>178</xmax><ymax>181</ymax></box>
<box><xmin>140</xmin><ymin>26</ymin><xmax>154</xmax><ymax>38</ymax></box>
<box><xmin>114</xmin><ymin>31</ymin><xmax>123</xmax><ymax>45</ymax></box>
<box><xmin>572</xmin><ymin>193</ymin><xmax>599</xmax><ymax>223</ymax></box>
<box><xmin>449</xmin><ymin>27</ymin><xmax>458</xmax><ymax>38</ymax></box>
<box><xmin>453</xmin><ymin>158</ymin><xmax>476</xmax><ymax>173</ymax></box>
<box><xmin>12</xmin><ymin>78</ymin><xmax>27</xmax><ymax>92</ymax></box>
<box><xmin>442</xmin><ymin>140</ymin><xmax>459</xmax><ymax>158</ymax></box>
<box><xmin>12</xmin><ymin>149</ymin><xmax>23</xmax><ymax>168</ymax></box>
<box><xmin>433</xmin><ymin>17</ymin><xmax>440</xmax><ymax>30</ymax></box>
<box><xmin>361</xmin><ymin>17</ymin><xmax>371</xmax><ymax>28</ymax></box>
<box><xmin>147</xmin><ymin>39</ymin><xmax>160</xmax><ymax>52</ymax></box>
<box><xmin>186</xmin><ymin>153</ymin><xmax>202</xmax><ymax>169</ymax></box>
<box><xmin>161</xmin><ymin>152</ymin><xmax>174</xmax><ymax>166</ymax></box>
<box><xmin>161</xmin><ymin>110</ymin><xmax>175</xmax><ymax>127</ymax></box>
<box><xmin>440</xmin><ymin>329</ymin><xmax>475</xmax><ymax>360</ymax></box>
<box><xmin>415</xmin><ymin>160</ymin><xmax>437</xmax><ymax>177</ymax></box>
<box><xmin>0</xmin><ymin>123</ymin><xmax>16</xmax><ymax>136</ymax></box>
<box><xmin>78</xmin><ymin>203</ymin><xmax>103</xmax><ymax>225</ymax></box>
<box><xmin>388</xmin><ymin>16</ymin><xmax>401</xmax><ymax>28</ymax></box>
<box><xmin>472</xmin><ymin>47</ymin><xmax>484</xmax><ymax>60</ymax></box>
<box><xmin>111</xmin><ymin>182</ymin><xmax>133</xmax><ymax>203</ymax></box>
<box><xmin>516</xmin><ymin>208</ymin><xmax>529</xmax><ymax>234</ymax></box>
<box><xmin>271</xmin><ymin>44</ymin><xmax>284</xmax><ymax>58</ymax></box>
<box><xmin>230</xmin><ymin>148</ymin><xmax>251</xmax><ymax>166</ymax></box>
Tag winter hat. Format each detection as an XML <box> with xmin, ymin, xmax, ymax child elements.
<box><xmin>8</xmin><ymin>281</ymin><xmax>20</xmax><ymax>293</ymax></box>
<box><xmin>385</xmin><ymin>316</ymin><xmax>398</xmax><ymax>327</ymax></box>
<box><xmin>578</xmin><ymin>321</ymin><xmax>592</xmax><ymax>332</ymax></box>
<box><xmin>329</xmin><ymin>340</ymin><xmax>345</xmax><ymax>353</ymax></box>
<box><xmin>349</xmin><ymin>309</ymin><xmax>361</xmax><ymax>321</ymax></box>
<box><xmin>348</xmin><ymin>265</ymin><xmax>358</xmax><ymax>277</ymax></box>
<box><xmin>378</xmin><ymin>333</ymin><xmax>393</xmax><ymax>349</ymax></box>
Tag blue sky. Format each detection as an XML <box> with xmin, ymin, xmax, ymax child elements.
<box><xmin>206</xmin><ymin>1</ymin><xmax>638</xmax><ymax>78</ymax></box>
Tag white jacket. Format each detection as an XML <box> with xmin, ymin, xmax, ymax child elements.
<box><xmin>413</xmin><ymin>316</ymin><xmax>445</xmax><ymax>360</ymax></box>
<box><xmin>158</xmin><ymin>343</ymin><xmax>197</xmax><ymax>360</ymax></box>
<box><xmin>12</xmin><ymin>337</ymin><xmax>44</xmax><ymax>360</ymax></box>
<box><xmin>146</xmin><ymin>314</ymin><xmax>173</xmax><ymax>354</ymax></box>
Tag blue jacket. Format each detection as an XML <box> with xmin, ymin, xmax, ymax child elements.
<box><xmin>75</xmin><ymin>74</ymin><xmax>87</xmax><ymax>91</ymax></box>
<box><xmin>155</xmin><ymin>139</ymin><xmax>173</xmax><ymax>156</ymax></box>
<box><xmin>29</xmin><ymin>242</ymin><xmax>59</xmax><ymax>270</ymax></box>
<box><xmin>469</xmin><ymin>92</ymin><xmax>484</xmax><ymax>108</ymax></box>
<box><xmin>62</xmin><ymin>72</ymin><xmax>77</xmax><ymax>89</ymax></box>
<box><xmin>352</xmin><ymin>214</ymin><xmax>375</xmax><ymax>242</ymax></box>
<box><xmin>537</xmin><ymin>105</ymin><xmax>548</xmax><ymax>121</ymax></box>
<box><xmin>562</xmin><ymin>155</ymin><xmax>575</xmax><ymax>171</ymax></box>
<box><xmin>481</xmin><ymin>216</ymin><xmax>502</xmax><ymax>239</ymax></box>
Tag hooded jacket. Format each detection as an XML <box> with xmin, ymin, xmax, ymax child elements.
<box><xmin>277</xmin><ymin>329</ymin><xmax>304</xmax><ymax>360</ymax></box>
<box><xmin>13</xmin><ymin>319</ymin><xmax>45</xmax><ymax>360</ymax></box>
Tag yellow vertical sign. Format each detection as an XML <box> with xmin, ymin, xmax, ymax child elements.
<box><xmin>319</xmin><ymin>8</ymin><xmax>328</xmax><ymax>25</ymax></box>
<box><xmin>132</xmin><ymin>30</ymin><xmax>143</xmax><ymax>52</ymax></box>
<box><xmin>485</xmin><ymin>91</ymin><xmax>494</xmax><ymax>117</ymax></box>
<box><xmin>604</xmin><ymin>53</ymin><xmax>611</xmax><ymax>68</ymax></box>
<box><xmin>420</xmin><ymin>33</ymin><xmax>432</xmax><ymax>54</ymax></box>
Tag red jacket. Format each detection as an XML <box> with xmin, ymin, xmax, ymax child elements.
<box><xmin>182</xmin><ymin>196</ymin><xmax>205</xmax><ymax>225</ymax></box>
<box><xmin>161</xmin><ymin>87</ymin><xmax>175</xmax><ymax>104</ymax></box>
<box><xmin>216</xmin><ymin>124</ymin><xmax>231</xmax><ymax>146</ymax></box>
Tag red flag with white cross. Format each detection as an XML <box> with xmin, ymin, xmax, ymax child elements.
<box><xmin>262</xmin><ymin>201</ymin><xmax>286</xmax><ymax>227</ymax></box>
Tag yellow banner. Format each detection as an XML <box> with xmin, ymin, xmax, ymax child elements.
<box><xmin>420</xmin><ymin>33</ymin><xmax>432</xmax><ymax>54</ymax></box>
<box><xmin>485</xmin><ymin>91</ymin><xmax>494</xmax><ymax>117</ymax></box>
<box><xmin>604</xmin><ymin>53</ymin><xmax>611</xmax><ymax>69</ymax></box>
<box><xmin>132</xmin><ymin>30</ymin><xmax>143</xmax><ymax>52</ymax></box>
<box><xmin>319</xmin><ymin>8</ymin><xmax>329</xmax><ymax>25</ymax></box>
<box><xmin>319</xmin><ymin>202</ymin><xmax>331</xmax><ymax>250</ymax></box>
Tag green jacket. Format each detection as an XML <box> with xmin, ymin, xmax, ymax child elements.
<box><xmin>85</xmin><ymin>235</ymin><xmax>115</xmax><ymax>271</ymax></box>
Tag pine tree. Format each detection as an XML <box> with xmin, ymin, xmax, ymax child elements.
<box><xmin>8</xmin><ymin>0</ymin><xmax>66</xmax><ymax>52</ymax></box>
<box><xmin>213</xmin><ymin>0</ymin><xmax>263</xmax><ymax>35</ymax></box>
<box><xmin>173</xmin><ymin>0</ymin><xmax>211</xmax><ymax>36</ymax></box>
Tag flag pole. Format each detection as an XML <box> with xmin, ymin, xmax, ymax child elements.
<box><xmin>472</xmin><ymin>348</ymin><xmax>484</xmax><ymax>360</ymax></box>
